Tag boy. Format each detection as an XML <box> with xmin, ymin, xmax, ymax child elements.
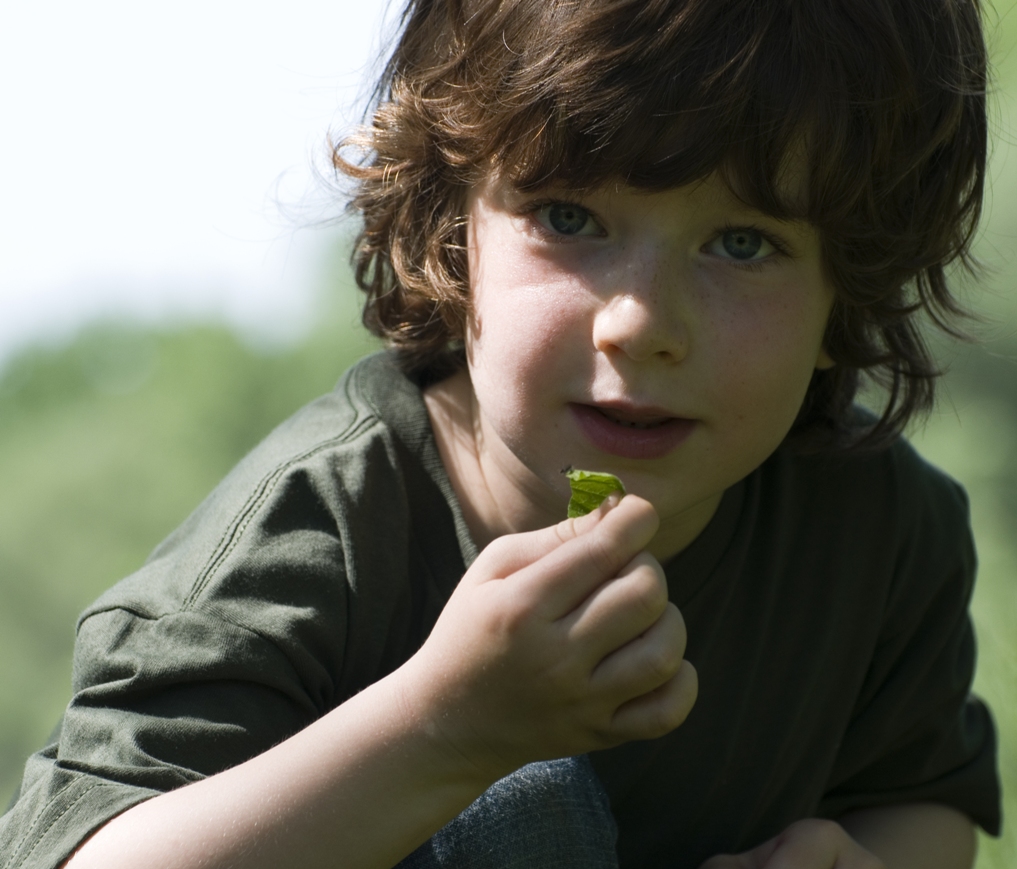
<box><xmin>0</xmin><ymin>0</ymin><xmax>1001</xmax><ymax>867</ymax></box>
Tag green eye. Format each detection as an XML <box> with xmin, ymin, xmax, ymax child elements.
<box><xmin>547</xmin><ymin>203</ymin><xmax>591</xmax><ymax>235</ymax></box>
<box><xmin>722</xmin><ymin>229</ymin><xmax>763</xmax><ymax>259</ymax></box>
<box><xmin>563</xmin><ymin>467</ymin><xmax>626</xmax><ymax>517</ymax></box>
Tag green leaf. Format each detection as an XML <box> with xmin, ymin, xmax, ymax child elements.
<box><xmin>563</xmin><ymin>467</ymin><xmax>626</xmax><ymax>518</ymax></box>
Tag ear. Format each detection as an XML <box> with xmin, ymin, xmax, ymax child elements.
<box><xmin>815</xmin><ymin>346</ymin><xmax>835</xmax><ymax>370</ymax></box>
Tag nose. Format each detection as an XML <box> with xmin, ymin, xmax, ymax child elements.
<box><xmin>592</xmin><ymin>275</ymin><xmax>689</xmax><ymax>364</ymax></box>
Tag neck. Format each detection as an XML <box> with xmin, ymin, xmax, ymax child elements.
<box><xmin>424</xmin><ymin>369</ymin><xmax>554</xmax><ymax>550</ymax></box>
<box><xmin>647</xmin><ymin>492</ymin><xmax>722</xmax><ymax>562</ymax></box>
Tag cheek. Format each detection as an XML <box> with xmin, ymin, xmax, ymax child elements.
<box><xmin>468</xmin><ymin>290</ymin><xmax>576</xmax><ymax>386</ymax></box>
<box><xmin>468</xmin><ymin>259</ymin><xmax>591</xmax><ymax>388</ymax></box>
<box><xmin>706</xmin><ymin>284</ymin><xmax>830</xmax><ymax>421</ymax></box>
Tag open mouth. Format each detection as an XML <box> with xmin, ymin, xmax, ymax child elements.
<box><xmin>594</xmin><ymin>407</ymin><xmax>673</xmax><ymax>429</ymax></box>
<box><xmin>570</xmin><ymin>403</ymin><xmax>694</xmax><ymax>460</ymax></box>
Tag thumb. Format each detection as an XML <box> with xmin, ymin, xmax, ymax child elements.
<box><xmin>468</xmin><ymin>492</ymin><xmax>629</xmax><ymax>581</ymax></box>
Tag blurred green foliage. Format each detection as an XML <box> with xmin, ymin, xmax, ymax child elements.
<box><xmin>0</xmin><ymin>277</ymin><xmax>379</xmax><ymax>810</ymax></box>
<box><xmin>909</xmin><ymin>346</ymin><xmax>1017</xmax><ymax>868</ymax></box>
<box><xmin>3</xmin><ymin>4</ymin><xmax>1017</xmax><ymax>862</ymax></box>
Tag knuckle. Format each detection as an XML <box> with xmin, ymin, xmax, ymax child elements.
<box><xmin>592</xmin><ymin>724</ymin><xmax>625</xmax><ymax>752</ymax></box>
<box><xmin>812</xmin><ymin>818</ymin><xmax>843</xmax><ymax>841</ymax></box>
<box><xmin>585</xmin><ymin>529</ymin><xmax>623</xmax><ymax>579</ymax></box>
<box><xmin>646</xmin><ymin>571</ymin><xmax>670</xmax><ymax>613</ymax></box>
<box><xmin>647</xmin><ymin>707</ymin><xmax>673</xmax><ymax>740</ymax></box>
<box><xmin>790</xmin><ymin>817</ymin><xmax>840</xmax><ymax>847</ymax></box>
<box><xmin>597</xmin><ymin>513</ymin><xmax>647</xmax><ymax>567</ymax></box>
<box><xmin>658</xmin><ymin>692</ymin><xmax>685</xmax><ymax>735</ymax></box>
<box><xmin>669</xmin><ymin>602</ymin><xmax>688</xmax><ymax>644</ymax></box>
<box><xmin>477</xmin><ymin>535</ymin><xmax>516</xmax><ymax>573</ymax></box>
<box><xmin>645</xmin><ymin>643</ymin><xmax>681</xmax><ymax>684</ymax></box>
<box><xmin>628</xmin><ymin>563</ymin><xmax>668</xmax><ymax>617</ymax></box>
<box><xmin>638</xmin><ymin>679</ymin><xmax>694</xmax><ymax>741</ymax></box>
<box><xmin>636</xmin><ymin>587</ymin><xmax>668</xmax><ymax>626</ymax></box>
<box><xmin>653</xmin><ymin>682</ymin><xmax>692</xmax><ymax>737</ymax></box>
<box><xmin>485</xmin><ymin>586</ymin><xmax>533</xmax><ymax>636</ymax></box>
<box><xmin>646</xmin><ymin>651</ymin><xmax>679</xmax><ymax>691</ymax></box>
<box><xmin>668</xmin><ymin>663</ymin><xmax>698</xmax><ymax>726</ymax></box>
<box><xmin>659</xmin><ymin>602</ymin><xmax>687</xmax><ymax>654</ymax></box>
<box><xmin>554</xmin><ymin>516</ymin><xmax>579</xmax><ymax>544</ymax></box>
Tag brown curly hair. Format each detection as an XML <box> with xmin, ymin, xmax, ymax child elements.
<box><xmin>336</xmin><ymin>0</ymin><xmax>988</xmax><ymax>449</ymax></box>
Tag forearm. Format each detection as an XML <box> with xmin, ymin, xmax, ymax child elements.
<box><xmin>839</xmin><ymin>802</ymin><xmax>976</xmax><ymax>869</ymax></box>
<box><xmin>64</xmin><ymin>661</ymin><xmax>494</xmax><ymax>869</ymax></box>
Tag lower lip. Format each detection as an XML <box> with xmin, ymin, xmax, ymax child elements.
<box><xmin>569</xmin><ymin>404</ymin><xmax>695</xmax><ymax>460</ymax></box>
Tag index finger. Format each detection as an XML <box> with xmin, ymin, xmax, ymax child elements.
<box><xmin>470</xmin><ymin>491</ymin><xmax>625</xmax><ymax>580</ymax></box>
<box><xmin>509</xmin><ymin>495</ymin><xmax>659</xmax><ymax>619</ymax></box>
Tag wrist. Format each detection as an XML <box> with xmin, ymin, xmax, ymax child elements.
<box><xmin>381</xmin><ymin>654</ymin><xmax>510</xmax><ymax>793</ymax></box>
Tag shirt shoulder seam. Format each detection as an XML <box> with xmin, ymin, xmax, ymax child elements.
<box><xmin>181</xmin><ymin>409</ymin><xmax>380</xmax><ymax>611</ymax></box>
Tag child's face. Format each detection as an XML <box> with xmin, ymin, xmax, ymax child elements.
<box><xmin>463</xmin><ymin>173</ymin><xmax>834</xmax><ymax>556</ymax></box>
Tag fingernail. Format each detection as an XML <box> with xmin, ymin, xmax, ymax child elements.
<box><xmin>601</xmin><ymin>491</ymin><xmax>623</xmax><ymax>511</ymax></box>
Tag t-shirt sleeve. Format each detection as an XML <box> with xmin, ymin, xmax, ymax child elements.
<box><xmin>0</xmin><ymin>440</ymin><xmax>354</xmax><ymax>869</ymax></box>
<box><xmin>0</xmin><ymin>607</ymin><xmax>319</xmax><ymax>869</ymax></box>
<box><xmin>0</xmin><ymin>356</ymin><xmax>462</xmax><ymax>869</ymax></box>
<box><xmin>817</xmin><ymin>458</ymin><xmax>1001</xmax><ymax>835</ymax></box>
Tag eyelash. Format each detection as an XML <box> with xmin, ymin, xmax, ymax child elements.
<box><xmin>518</xmin><ymin>199</ymin><xmax>793</xmax><ymax>266</ymax></box>
<box><xmin>520</xmin><ymin>198</ymin><xmax>604</xmax><ymax>244</ymax></box>
<box><xmin>713</xmin><ymin>222</ymin><xmax>792</xmax><ymax>272</ymax></box>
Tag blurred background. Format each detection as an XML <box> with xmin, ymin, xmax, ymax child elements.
<box><xmin>0</xmin><ymin>0</ymin><xmax>1015</xmax><ymax>865</ymax></box>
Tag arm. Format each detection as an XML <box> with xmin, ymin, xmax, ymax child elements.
<box><xmin>64</xmin><ymin>496</ymin><xmax>697</xmax><ymax>869</ymax></box>
<box><xmin>63</xmin><ymin>666</ymin><xmax>493</xmax><ymax>869</ymax></box>
<box><xmin>839</xmin><ymin>802</ymin><xmax>976</xmax><ymax>869</ymax></box>
<box><xmin>699</xmin><ymin>803</ymin><xmax>975</xmax><ymax>869</ymax></box>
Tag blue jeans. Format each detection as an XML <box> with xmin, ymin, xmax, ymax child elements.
<box><xmin>396</xmin><ymin>755</ymin><xmax>619</xmax><ymax>868</ymax></box>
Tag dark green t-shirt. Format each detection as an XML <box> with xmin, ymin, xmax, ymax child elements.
<box><xmin>0</xmin><ymin>352</ymin><xmax>1000</xmax><ymax>869</ymax></box>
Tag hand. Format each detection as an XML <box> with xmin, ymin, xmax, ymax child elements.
<box><xmin>699</xmin><ymin>819</ymin><xmax>887</xmax><ymax>869</ymax></box>
<box><xmin>400</xmin><ymin>494</ymin><xmax>698</xmax><ymax>781</ymax></box>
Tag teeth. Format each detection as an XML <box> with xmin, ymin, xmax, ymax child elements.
<box><xmin>600</xmin><ymin>410</ymin><xmax>667</xmax><ymax>429</ymax></box>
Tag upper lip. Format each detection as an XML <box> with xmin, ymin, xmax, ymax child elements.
<box><xmin>580</xmin><ymin>401</ymin><xmax>687</xmax><ymax>424</ymax></box>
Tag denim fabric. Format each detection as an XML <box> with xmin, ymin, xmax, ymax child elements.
<box><xmin>397</xmin><ymin>755</ymin><xmax>619</xmax><ymax>869</ymax></box>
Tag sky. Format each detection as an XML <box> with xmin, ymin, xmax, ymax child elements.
<box><xmin>0</xmin><ymin>0</ymin><xmax>397</xmax><ymax>363</ymax></box>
